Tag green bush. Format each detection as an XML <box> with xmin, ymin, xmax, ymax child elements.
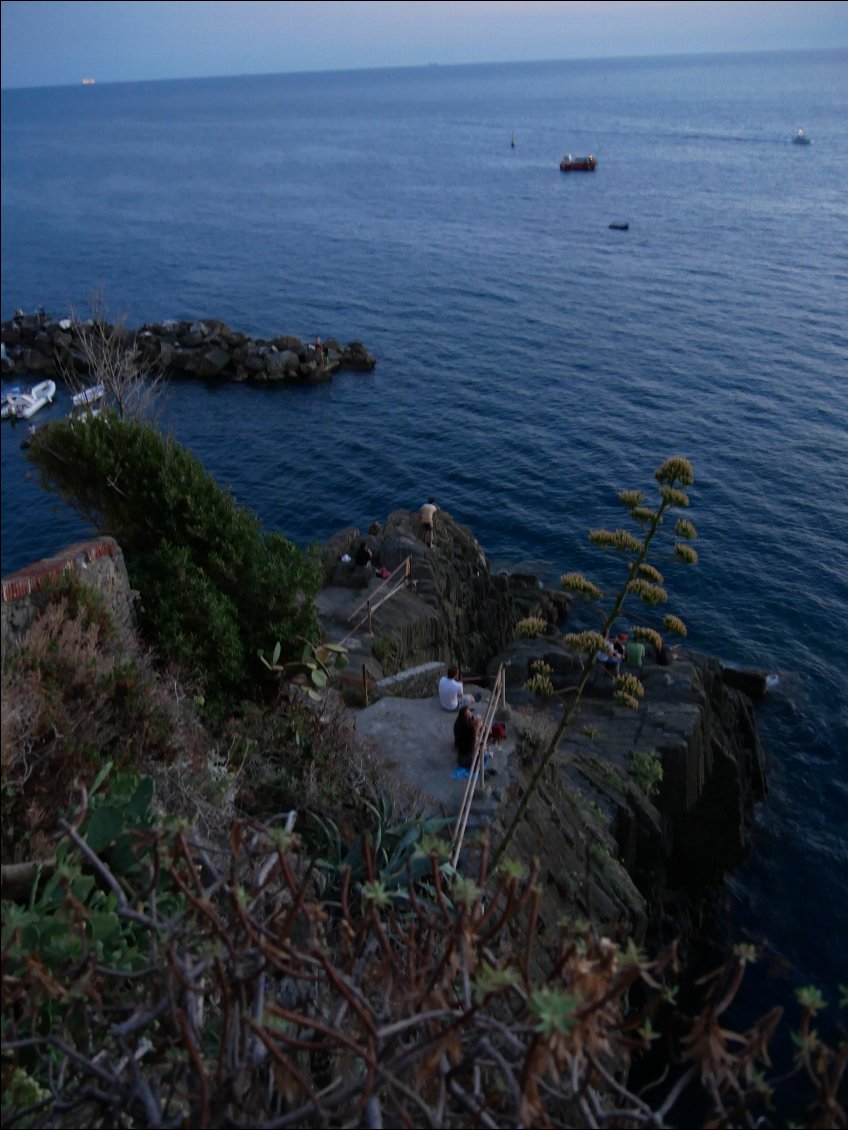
<box><xmin>631</xmin><ymin>750</ymin><xmax>664</xmax><ymax>797</ymax></box>
<box><xmin>28</xmin><ymin>415</ymin><xmax>322</xmax><ymax>707</ymax></box>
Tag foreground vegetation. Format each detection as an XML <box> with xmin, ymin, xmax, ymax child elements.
<box><xmin>2</xmin><ymin>392</ymin><xmax>845</xmax><ymax>1125</ymax></box>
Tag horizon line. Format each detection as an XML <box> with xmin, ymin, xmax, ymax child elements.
<box><xmin>3</xmin><ymin>43</ymin><xmax>845</xmax><ymax>93</ymax></box>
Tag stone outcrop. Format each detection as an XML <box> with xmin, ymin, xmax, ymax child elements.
<box><xmin>0</xmin><ymin>311</ymin><xmax>376</xmax><ymax>385</ymax></box>
<box><xmin>317</xmin><ymin>508</ymin><xmax>569</xmax><ymax>683</ymax></box>
<box><xmin>319</xmin><ymin>508</ymin><xmax>767</xmax><ymax>946</ymax></box>
<box><xmin>1</xmin><ymin>537</ymin><xmax>137</xmax><ymax>662</ymax></box>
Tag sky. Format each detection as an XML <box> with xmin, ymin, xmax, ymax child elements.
<box><xmin>2</xmin><ymin>0</ymin><xmax>847</xmax><ymax>89</ymax></box>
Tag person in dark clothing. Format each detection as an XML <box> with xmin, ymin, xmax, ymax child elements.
<box><xmin>354</xmin><ymin>541</ymin><xmax>373</xmax><ymax>568</ymax></box>
<box><xmin>454</xmin><ymin>705</ymin><xmax>482</xmax><ymax>769</ymax></box>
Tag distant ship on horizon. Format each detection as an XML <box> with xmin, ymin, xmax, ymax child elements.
<box><xmin>81</xmin><ymin>77</ymin><xmax>96</xmax><ymax>85</ymax></box>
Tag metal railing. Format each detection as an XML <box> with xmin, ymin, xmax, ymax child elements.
<box><xmin>341</xmin><ymin>555</ymin><xmax>414</xmax><ymax>643</ymax></box>
<box><xmin>450</xmin><ymin>663</ymin><xmax>508</xmax><ymax>870</ymax></box>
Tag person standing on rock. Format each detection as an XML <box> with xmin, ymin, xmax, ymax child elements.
<box><xmin>419</xmin><ymin>498</ymin><xmax>438</xmax><ymax>548</ymax></box>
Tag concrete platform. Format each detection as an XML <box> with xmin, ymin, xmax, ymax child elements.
<box><xmin>353</xmin><ymin>688</ymin><xmax>514</xmax><ymax>815</ymax></box>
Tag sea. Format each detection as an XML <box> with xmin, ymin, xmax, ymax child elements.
<box><xmin>2</xmin><ymin>51</ymin><xmax>846</xmax><ymax>1033</ymax></box>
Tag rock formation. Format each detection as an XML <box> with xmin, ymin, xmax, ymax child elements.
<box><xmin>318</xmin><ymin>507</ymin><xmax>767</xmax><ymax>946</ymax></box>
<box><xmin>0</xmin><ymin>311</ymin><xmax>376</xmax><ymax>385</ymax></box>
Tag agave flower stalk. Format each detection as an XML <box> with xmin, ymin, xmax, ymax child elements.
<box><xmin>490</xmin><ymin>456</ymin><xmax>696</xmax><ymax>871</ymax></box>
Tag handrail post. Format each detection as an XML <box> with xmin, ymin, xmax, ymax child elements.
<box><xmin>362</xmin><ymin>663</ymin><xmax>369</xmax><ymax>706</ymax></box>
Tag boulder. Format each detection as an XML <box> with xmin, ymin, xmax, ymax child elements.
<box><xmin>195</xmin><ymin>345</ymin><xmax>232</xmax><ymax>379</ymax></box>
<box><xmin>23</xmin><ymin>349</ymin><xmax>54</xmax><ymax>373</ymax></box>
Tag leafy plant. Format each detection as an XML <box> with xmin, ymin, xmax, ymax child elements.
<box><xmin>258</xmin><ymin>637</ymin><xmax>348</xmax><ymax>701</ymax></box>
<box><xmin>310</xmin><ymin>796</ymin><xmax>454</xmax><ymax>907</ymax></box>
<box><xmin>631</xmin><ymin>750</ymin><xmax>664</xmax><ymax>797</ymax></box>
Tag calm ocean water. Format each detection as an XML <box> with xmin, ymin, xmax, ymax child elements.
<box><xmin>2</xmin><ymin>52</ymin><xmax>847</xmax><ymax>1012</ymax></box>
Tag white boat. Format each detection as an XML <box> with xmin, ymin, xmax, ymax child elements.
<box><xmin>71</xmin><ymin>383</ymin><xmax>105</xmax><ymax>407</ymax></box>
<box><xmin>792</xmin><ymin>128</ymin><xmax>812</xmax><ymax>145</ymax></box>
<box><xmin>1</xmin><ymin>387</ymin><xmax>25</xmax><ymax>419</ymax></box>
<box><xmin>10</xmin><ymin>380</ymin><xmax>56</xmax><ymax>420</ymax></box>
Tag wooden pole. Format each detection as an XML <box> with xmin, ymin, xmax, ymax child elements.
<box><xmin>362</xmin><ymin>663</ymin><xmax>369</xmax><ymax>706</ymax></box>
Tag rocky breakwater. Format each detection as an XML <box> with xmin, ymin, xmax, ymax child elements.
<box><xmin>318</xmin><ymin>508</ymin><xmax>767</xmax><ymax>946</ymax></box>
<box><xmin>0</xmin><ymin>310</ymin><xmax>376</xmax><ymax>385</ymax></box>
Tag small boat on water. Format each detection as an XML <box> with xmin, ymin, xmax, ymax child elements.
<box><xmin>1</xmin><ymin>380</ymin><xmax>56</xmax><ymax>420</ymax></box>
<box><xmin>560</xmin><ymin>153</ymin><xmax>597</xmax><ymax>172</ymax></box>
<box><xmin>72</xmin><ymin>383</ymin><xmax>105</xmax><ymax>408</ymax></box>
<box><xmin>792</xmin><ymin>128</ymin><xmax>812</xmax><ymax>145</ymax></box>
<box><xmin>609</xmin><ymin>222</ymin><xmax>629</xmax><ymax>231</ymax></box>
<box><xmin>511</xmin><ymin>133</ymin><xmax>516</xmax><ymax>149</ymax></box>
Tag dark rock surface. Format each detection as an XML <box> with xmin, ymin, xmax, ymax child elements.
<box><xmin>317</xmin><ymin>507</ymin><xmax>568</xmax><ymax>683</ymax></box>
<box><xmin>0</xmin><ymin>311</ymin><xmax>376</xmax><ymax>386</ymax></box>
<box><xmin>319</xmin><ymin>507</ymin><xmax>768</xmax><ymax>945</ymax></box>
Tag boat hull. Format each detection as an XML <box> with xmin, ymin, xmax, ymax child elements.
<box><xmin>560</xmin><ymin>155</ymin><xmax>597</xmax><ymax>172</ymax></box>
<box><xmin>9</xmin><ymin>379</ymin><xmax>56</xmax><ymax>419</ymax></box>
<box><xmin>72</xmin><ymin>383</ymin><xmax>105</xmax><ymax>407</ymax></box>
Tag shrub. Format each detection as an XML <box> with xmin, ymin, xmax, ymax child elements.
<box><xmin>27</xmin><ymin>415</ymin><xmax>322</xmax><ymax>708</ymax></box>
<box><xmin>515</xmin><ymin>615</ymin><xmax>547</xmax><ymax>639</ymax></box>
<box><xmin>525</xmin><ymin>659</ymin><xmax>554</xmax><ymax>696</ymax></box>
<box><xmin>631</xmin><ymin>750</ymin><xmax>664</xmax><ymax>797</ymax></box>
<box><xmin>1</xmin><ymin>576</ymin><xmax>180</xmax><ymax>864</ymax></box>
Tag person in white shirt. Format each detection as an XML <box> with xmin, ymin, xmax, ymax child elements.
<box><xmin>439</xmin><ymin>665</ymin><xmax>475</xmax><ymax>710</ymax></box>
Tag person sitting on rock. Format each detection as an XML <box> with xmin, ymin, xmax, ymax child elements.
<box><xmin>454</xmin><ymin>705</ymin><xmax>483</xmax><ymax>769</ymax></box>
<box><xmin>439</xmin><ymin>665</ymin><xmax>476</xmax><ymax>710</ymax></box>
<box><xmin>597</xmin><ymin>637</ymin><xmax>622</xmax><ymax>678</ymax></box>
<box><xmin>354</xmin><ymin>541</ymin><xmax>373</xmax><ymax>568</ymax></box>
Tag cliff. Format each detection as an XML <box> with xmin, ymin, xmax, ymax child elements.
<box><xmin>318</xmin><ymin>508</ymin><xmax>767</xmax><ymax>946</ymax></box>
<box><xmin>1</xmin><ymin>517</ymin><xmax>767</xmax><ymax>950</ymax></box>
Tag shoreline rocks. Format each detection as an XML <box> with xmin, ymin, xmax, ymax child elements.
<box><xmin>0</xmin><ymin>310</ymin><xmax>376</xmax><ymax>386</ymax></box>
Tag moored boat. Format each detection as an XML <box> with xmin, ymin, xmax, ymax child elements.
<box><xmin>560</xmin><ymin>153</ymin><xmax>597</xmax><ymax>172</ymax></box>
<box><xmin>72</xmin><ymin>383</ymin><xmax>105</xmax><ymax>407</ymax></box>
<box><xmin>792</xmin><ymin>128</ymin><xmax>812</xmax><ymax>145</ymax></box>
<box><xmin>7</xmin><ymin>379</ymin><xmax>56</xmax><ymax>420</ymax></box>
<box><xmin>609</xmin><ymin>222</ymin><xmax>629</xmax><ymax>231</ymax></box>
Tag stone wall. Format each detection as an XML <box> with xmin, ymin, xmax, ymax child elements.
<box><xmin>371</xmin><ymin>661</ymin><xmax>443</xmax><ymax>701</ymax></box>
<box><xmin>1</xmin><ymin>537</ymin><xmax>136</xmax><ymax>660</ymax></box>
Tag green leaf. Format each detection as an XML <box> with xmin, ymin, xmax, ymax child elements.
<box><xmin>90</xmin><ymin>760</ymin><xmax>114</xmax><ymax>797</ymax></box>
<box><xmin>125</xmin><ymin>775</ymin><xmax>154</xmax><ymax>822</ymax></box>
<box><xmin>85</xmin><ymin>806</ymin><xmax>123</xmax><ymax>852</ymax></box>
